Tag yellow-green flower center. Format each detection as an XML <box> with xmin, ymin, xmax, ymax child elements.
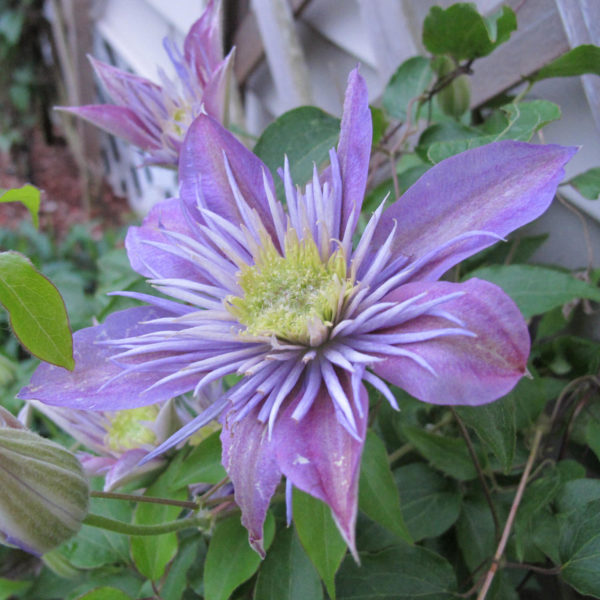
<box><xmin>106</xmin><ymin>406</ymin><xmax>159</xmax><ymax>452</ymax></box>
<box><xmin>228</xmin><ymin>230</ymin><xmax>348</xmax><ymax>344</ymax></box>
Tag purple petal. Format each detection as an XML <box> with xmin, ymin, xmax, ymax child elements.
<box><xmin>337</xmin><ymin>68</ymin><xmax>372</xmax><ymax>237</ymax></box>
<box><xmin>125</xmin><ymin>197</ymin><xmax>207</xmax><ymax>280</ymax></box>
<box><xmin>104</xmin><ymin>449</ymin><xmax>166</xmax><ymax>492</ymax></box>
<box><xmin>373</xmin><ymin>141</ymin><xmax>577</xmax><ymax>281</ymax></box>
<box><xmin>220</xmin><ymin>407</ymin><xmax>281</xmax><ymax>557</ymax></box>
<box><xmin>372</xmin><ymin>278</ymin><xmax>530</xmax><ymax>406</ymax></box>
<box><xmin>202</xmin><ymin>50</ymin><xmax>234</xmax><ymax>123</ymax></box>
<box><xmin>179</xmin><ymin>114</ymin><xmax>277</xmax><ymax>239</ymax></box>
<box><xmin>273</xmin><ymin>372</ymin><xmax>368</xmax><ymax>557</ymax></box>
<box><xmin>17</xmin><ymin>307</ymin><xmax>199</xmax><ymax>411</ymax></box>
<box><xmin>58</xmin><ymin>105</ymin><xmax>159</xmax><ymax>151</ymax></box>
<box><xmin>183</xmin><ymin>0</ymin><xmax>223</xmax><ymax>82</ymax></box>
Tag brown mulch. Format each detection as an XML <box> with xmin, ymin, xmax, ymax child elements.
<box><xmin>0</xmin><ymin>126</ymin><xmax>130</xmax><ymax>241</ymax></box>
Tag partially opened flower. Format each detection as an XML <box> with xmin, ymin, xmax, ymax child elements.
<box><xmin>59</xmin><ymin>0</ymin><xmax>232</xmax><ymax>166</ymax></box>
<box><xmin>20</xmin><ymin>68</ymin><xmax>576</xmax><ymax>557</ymax></box>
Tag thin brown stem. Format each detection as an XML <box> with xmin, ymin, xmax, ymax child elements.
<box><xmin>503</xmin><ymin>561</ymin><xmax>561</xmax><ymax>576</ymax></box>
<box><xmin>451</xmin><ymin>408</ymin><xmax>500</xmax><ymax>539</ymax></box>
<box><xmin>476</xmin><ymin>426</ymin><xmax>545</xmax><ymax>600</ymax></box>
<box><xmin>90</xmin><ymin>490</ymin><xmax>199</xmax><ymax>510</ymax></box>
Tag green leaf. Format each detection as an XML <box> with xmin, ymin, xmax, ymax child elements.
<box><xmin>455</xmin><ymin>396</ymin><xmax>515</xmax><ymax>473</ymax></box>
<box><xmin>254</xmin><ymin>106</ymin><xmax>339</xmax><ymax>198</ymax></box>
<box><xmin>204</xmin><ymin>512</ymin><xmax>275</xmax><ymax>600</ymax></box>
<box><xmin>161</xmin><ymin>536</ymin><xmax>198</xmax><ymax>600</ymax></box>
<box><xmin>508</xmin><ymin>376</ymin><xmax>564</xmax><ymax>430</ymax></box>
<box><xmin>422</xmin><ymin>4</ymin><xmax>516</xmax><ymax>60</ymax></box>
<box><xmin>382</xmin><ymin>56</ymin><xmax>434</xmax><ymax>121</ymax></box>
<box><xmin>557</xmin><ymin>479</ymin><xmax>600</xmax><ymax>514</ymax></box>
<box><xmin>532</xmin><ymin>44</ymin><xmax>600</xmax><ymax>81</ymax></box>
<box><xmin>0</xmin><ymin>251</ymin><xmax>74</xmax><ymax>369</ymax></box>
<box><xmin>75</xmin><ymin>588</ymin><xmax>132</xmax><ymax>600</ymax></box>
<box><xmin>466</xmin><ymin>264</ymin><xmax>600</xmax><ymax>319</ymax></box>
<box><xmin>566</xmin><ymin>167</ymin><xmax>600</xmax><ymax>200</ymax></box>
<box><xmin>394</xmin><ymin>462</ymin><xmax>461</xmax><ymax>541</ymax></box>
<box><xmin>293</xmin><ymin>489</ymin><xmax>347</xmax><ymax>600</ymax></box>
<box><xmin>336</xmin><ymin>542</ymin><xmax>457</xmax><ymax>600</ymax></box>
<box><xmin>0</xmin><ymin>578</ymin><xmax>31</xmax><ymax>600</ymax></box>
<box><xmin>0</xmin><ymin>185</ymin><xmax>40</xmax><ymax>228</ymax></box>
<box><xmin>170</xmin><ymin>430</ymin><xmax>227</xmax><ymax>487</ymax></box>
<box><xmin>402</xmin><ymin>426</ymin><xmax>478</xmax><ymax>480</ymax></box>
<box><xmin>254</xmin><ymin>526</ymin><xmax>323</xmax><ymax>600</ymax></box>
<box><xmin>560</xmin><ymin>499</ymin><xmax>600</xmax><ymax>597</ymax></box>
<box><xmin>586</xmin><ymin>420</ymin><xmax>600</xmax><ymax>464</ymax></box>
<box><xmin>370</xmin><ymin>106</ymin><xmax>387</xmax><ymax>146</ymax></box>
<box><xmin>456</xmin><ymin>493</ymin><xmax>497</xmax><ymax>572</ymax></box>
<box><xmin>130</xmin><ymin>469</ymin><xmax>187</xmax><ymax>581</ymax></box>
<box><xmin>359</xmin><ymin>430</ymin><xmax>411</xmax><ymax>542</ymax></box>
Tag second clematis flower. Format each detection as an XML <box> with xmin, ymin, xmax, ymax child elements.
<box><xmin>20</xmin><ymin>69</ymin><xmax>576</xmax><ymax>558</ymax></box>
<box><xmin>59</xmin><ymin>0</ymin><xmax>233</xmax><ymax>166</ymax></box>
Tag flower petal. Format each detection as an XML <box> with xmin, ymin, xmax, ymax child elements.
<box><xmin>183</xmin><ymin>0</ymin><xmax>223</xmax><ymax>82</ymax></box>
<box><xmin>17</xmin><ymin>307</ymin><xmax>199</xmax><ymax>411</ymax></box>
<box><xmin>179</xmin><ymin>114</ymin><xmax>277</xmax><ymax>240</ymax></box>
<box><xmin>220</xmin><ymin>407</ymin><xmax>281</xmax><ymax>558</ymax></box>
<box><xmin>273</xmin><ymin>372</ymin><xmax>368</xmax><ymax>558</ymax></box>
<box><xmin>373</xmin><ymin>141</ymin><xmax>577</xmax><ymax>280</ymax></box>
<box><xmin>372</xmin><ymin>278</ymin><xmax>530</xmax><ymax>406</ymax></box>
<box><xmin>104</xmin><ymin>449</ymin><xmax>166</xmax><ymax>492</ymax></box>
<box><xmin>58</xmin><ymin>105</ymin><xmax>159</xmax><ymax>151</ymax></box>
<box><xmin>337</xmin><ymin>68</ymin><xmax>372</xmax><ymax>237</ymax></box>
<box><xmin>202</xmin><ymin>50</ymin><xmax>235</xmax><ymax>124</ymax></box>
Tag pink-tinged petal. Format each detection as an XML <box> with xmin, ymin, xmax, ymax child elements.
<box><xmin>58</xmin><ymin>105</ymin><xmax>159</xmax><ymax>151</ymax></box>
<box><xmin>125</xmin><ymin>197</ymin><xmax>205</xmax><ymax>281</ymax></box>
<box><xmin>17</xmin><ymin>307</ymin><xmax>199</xmax><ymax>411</ymax></box>
<box><xmin>221</xmin><ymin>407</ymin><xmax>281</xmax><ymax>557</ymax></box>
<box><xmin>337</xmin><ymin>68</ymin><xmax>372</xmax><ymax>236</ymax></box>
<box><xmin>273</xmin><ymin>372</ymin><xmax>368</xmax><ymax>558</ymax></box>
<box><xmin>77</xmin><ymin>454</ymin><xmax>115</xmax><ymax>476</ymax></box>
<box><xmin>179</xmin><ymin>114</ymin><xmax>277</xmax><ymax>240</ymax></box>
<box><xmin>202</xmin><ymin>50</ymin><xmax>234</xmax><ymax>123</ymax></box>
<box><xmin>373</xmin><ymin>278</ymin><xmax>530</xmax><ymax>406</ymax></box>
<box><xmin>373</xmin><ymin>141</ymin><xmax>577</xmax><ymax>281</ymax></box>
<box><xmin>184</xmin><ymin>0</ymin><xmax>223</xmax><ymax>81</ymax></box>
<box><xmin>104</xmin><ymin>449</ymin><xmax>166</xmax><ymax>492</ymax></box>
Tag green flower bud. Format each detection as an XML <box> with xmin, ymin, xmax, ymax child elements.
<box><xmin>0</xmin><ymin>426</ymin><xmax>89</xmax><ymax>555</ymax></box>
<box><xmin>433</xmin><ymin>56</ymin><xmax>471</xmax><ymax>118</ymax></box>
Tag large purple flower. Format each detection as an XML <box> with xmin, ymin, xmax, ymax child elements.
<box><xmin>59</xmin><ymin>0</ymin><xmax>232</xmax><ymax>166</ymax></box>
<box><xmin>20</xmin><ymin>69</ymin><xmax>575</xmax><ymax>557</ymax></box>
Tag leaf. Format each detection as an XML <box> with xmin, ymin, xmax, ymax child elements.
<box><xmin>422</xmin><ymin>4</ymin><xmax>516</xmax><ymax>60</ymax></box>
<box><xmin>293</xmin><ymin>489</ymin><xmax>347</xmax><ymax>600</ymax></box>
<box><xmin>169</xmin><ymin>430</ymin><xmax>227</xmax><ymax>487</ymax></box>
<box><xmin>0</xmin><ymin>251</ymin><xmax>74</xmax><ymax>369</ymax></box>
<box><xmin>382</xmin><ymin>56</ymin><xmax>434</xmax><ymax>121</ymax></box>
<box><xmin>394</xmin><ymin>462</ymin><xmax>462</xmax><ymax>541</ymax></box>
<box><xmin>130</xmin><ymin>469</ymin><xmax>188</xmax><ymax>581</ymax></box>
<box><xmin>566</xmin><ymin>167</ymin><xmax>600</xmax><ymax>200</ymax></box>
<box><xmin>556</xmin><ymin>479</ymin><xmax>600</xmax><ymax>514</ymax></box>
<box><xmin>336</xmin><ymin>542</ymin><xmax>457</xmax><ymax>600</ymax></box>
<box><xmin>456</xmin><ymin>493</ymin><xmax>497</xmax><ymax>572</ymax></box>
<box><xmin>161</xmin><ymin>536</ymin><xmax>198</xmax><ymax>600</ymax></box>
<box><xmin>560</xmin><ymin>499</ymin><xmax>600</xmax><ymax>597</ymax></box>
<box><xmin>586</xmin><ymin>420</ymin><xmax>600</xmax><ymax>464</ymax></box>
<box><xmin>359</xmin><ymin>430</ymin><xmax>411</xmax><ymax>542</ymax></box>
<box><xmin>370</xmin><ymin>106</ymin><xmax>387</xmax><ymax>146</ymax></box>
<box><xmin>466</xmin><ymin>264</ymin><xmax>600</xmax><ymax>319</ymax></box>
<box><xmin>254</xmin><ymin>106</ymin><xmax>340</xmax><ymax>198</ymax></box>
<box><xmin>532</xmin><ymin>44</ymin><xmax>600</xmax><ymax>81</ymax></box>
<box><xmin>75</xmin><ymin>588</ymin><xmax>132</xmax><ymax>600</ymax></box>
<box><xmin>455</xmin><ymin>395</ymin><xmax>516</xmax><ymax>473</ymax></box>
<box><xmin>204</xmin><ymin>512</ymin><xmax>275</xmax><ymax>600</ymax></box>
<box><xmin>0</xmin><ymin>578</ymin><xmax>31</xmax><ymax>600</ymax></box>
<box><xmin>402</xmin><ymin>426</ymin><xmax>478</xmax><ymax>480</ymax></box>
<box><xmin>508</xmin><ymin>376</ymin><xmax>564</xmax><ymax>429</ymax></box>
<box><xmin>253</xmin><ymin>526</ymin><xmax>323</xmax><ymax>600</ymax></box>
<box><xmin>0</xmin><ymin>185</ymin><xmax>41</xmax><ymax>228</ymax></box>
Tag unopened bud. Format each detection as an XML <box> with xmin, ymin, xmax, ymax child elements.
<box><xmin>0</xmin><ymin>425</ymin><xmax>89</xmax><ymax>555</ymax></box>
<box><xmin>433</xmin><ymin>56</ymin><xmax>471</xmax><ymax>118</ymax></box>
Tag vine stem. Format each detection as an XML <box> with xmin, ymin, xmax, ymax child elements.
<box><xmin>90</xmin><ymin>490</ymin><xmax>199</xmax><ymax>510</ymax></box>
<box><xmin>83</xmin><ymin>513</ymin><xmax>209</xmax><ymax>536</ymax></box>
<box><xmin>476</xmin><ymin>426</ymin><xmax>544</xmax><ymax>600</ymax></box>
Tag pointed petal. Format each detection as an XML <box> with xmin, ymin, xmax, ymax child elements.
<box><xmin>221</xmin><ymin>407</ymin><xmax>281</xmax><ymax>557</ymax></box>
<box><xmin>202</xmin><ymin>50</ymin><xmax>234</xmax><ymax>123</ymax></box>
<box><xmin>372</xmin><ymin>278</ymin><xmax>530</xmax><ymax>406</ymax></box>
<box><xmin>125</xmin><ymin>197</ymin><xmax>208</xmax><ymax>281</ymax></box>
<box><xmin>58</xmin><ymin>105</ymin><xmax>159</xmax><ymax>150</ymax></box>
<box><xmin>373</xmin><ymin>141</ymin><xmax>577</xmax><ymax>280</ymax></box>
<box><xmin>179</xmin><ymin>114</ymin><xmax>277</xmax><ymax>239</ymax></box>
<box><xmin>273</xmin><ymin>372</ymin><xmax>368</xmax><ymax>556</ymax></box>
<box><xmin>337</xmin><ymin>68</ymin><xmax>372</xmax><ymax>237</ymax></box>
<box><xmin>17</xmin><ymin>307</ymin><xmax>199</xmax><ymax>411</ymax></box>
<box><xmin>184</xmin><ymin>0</ymin><xmax>223</xmax><ymax>79</ymax></box>
<box><xmin>104</xmin><ymin>449</ymin><xmax>166</xmax><ymax>491</ymax></box>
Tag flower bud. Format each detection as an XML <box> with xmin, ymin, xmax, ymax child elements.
<box><xmin>433</xmin><ymin>56</ymin><xmax>471</xmax><ymax>118</ymax></box>
<box><xmin>0</xmin><ymin>426</ymin><xmax>89</xmax><ymax>555</ymax></box>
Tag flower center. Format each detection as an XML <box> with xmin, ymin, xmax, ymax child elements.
<box><xmin>106</xmin><ymin>406</ymin><xmax>159</xmax><ymax>452</ymax></box>
<box><xmin>227</xmin><ymin>230</ymin><xmax>348</xmax><ymax>344</ymax></box>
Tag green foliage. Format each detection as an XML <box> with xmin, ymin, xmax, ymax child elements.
<box><xmin>532</xmin><ymin>44</ymin><xmax>600</xmax><ymax>81</ymax></box>
<box><xmin>382</xmin><ymin>56</ymin><xmax>433</xmax><ymax>121</ymax></box>
<box><xmin>0</xmin><ymin>185</ymin><xmax>40</xmax><ymax>227</ymax></box>
<box><xmin>566</xmin><ymin>167</ymin><xmax>600</xmax><ymax>200</ymax></box>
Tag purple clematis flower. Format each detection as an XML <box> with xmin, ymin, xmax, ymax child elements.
<box><xmin>58</xmin><ymin>0</ymin><xmax>232</xmax><ymax>166</ymax></box>
<box><xmin>20</xmin><ymin>69</ymin><xmax>576</xmax><ymax>557</ymax></box>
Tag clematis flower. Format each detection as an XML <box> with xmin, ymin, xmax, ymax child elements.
<box><xmin>58</xmin><ymin>0</ymin><xmax>232</xmax><ymax>166</ymax></box>
<box><xmin>20</xmin><ymin>69</ymin><xmax>575</xmax><ymax>557</ymax></box>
